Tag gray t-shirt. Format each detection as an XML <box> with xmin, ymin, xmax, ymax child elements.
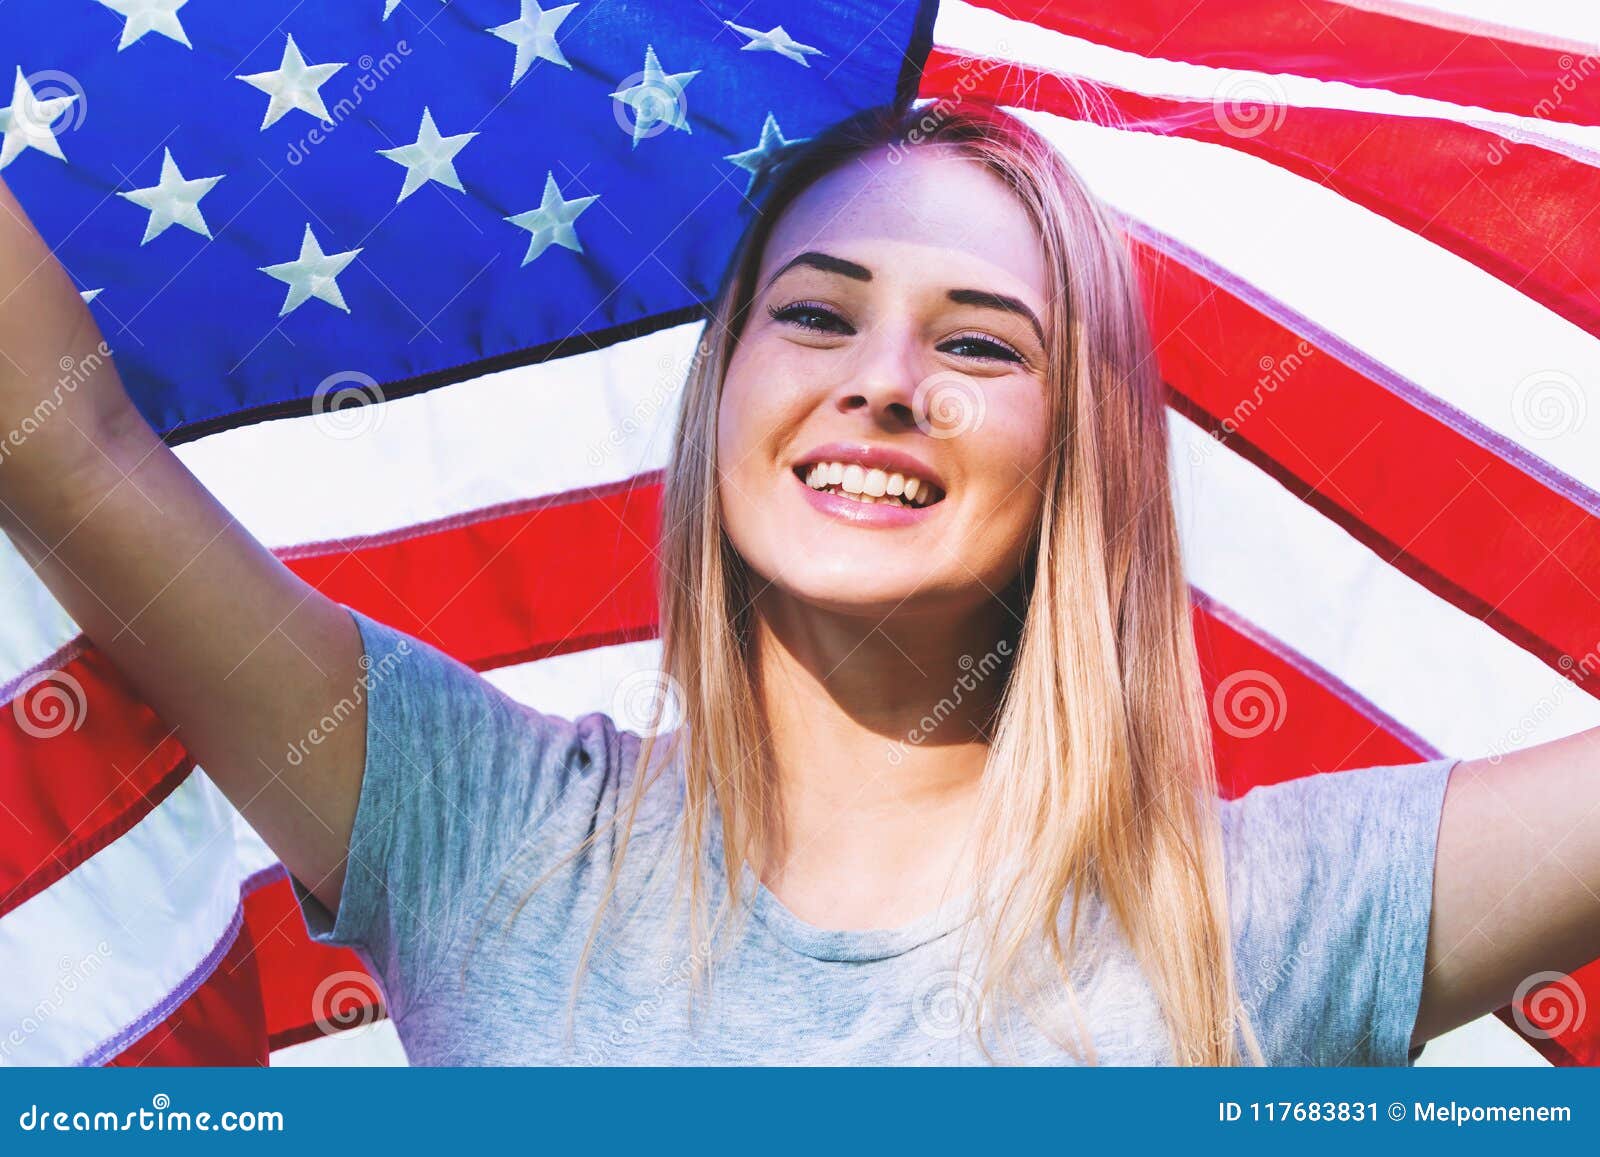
<box><xmin>292</xmin><ymin>609</ymin><xmax>1459</xmax><ymax>1066</ymax></box>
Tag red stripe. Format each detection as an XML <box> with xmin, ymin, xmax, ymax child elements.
<box><xmin>0</xmin><ymin>647</ymin><xmax>189</xmax><ymax>917</ymax></box>
<box><xmin>1193</xmin><ymin>594</ymin><xmax>1428</xmax><ymax>798</ymax></box>
<box><xmin>243</xmin><ymin>873</ymin><xmax>387</xmax><ymax>1054</ymax></box>
<box><xmin>1502</xmin><ymin>956</ymin><xmax>1600</xmax><ymax>1066</ymax></box>
<box><xmin>105</xmin><ymin>912</ymin><xmax>269</xmax><ymax>1067</ymax></box>
<box><xmin>922</xmin><ymin>48</ymin><xmax>1600</xmax><ymax>344</ymax></box>
<box><xmin>1132</xmin><ymin>234</ymin><xmax>1600</xmax><ymax>697</ymax></box>
<box><xmin>3</xmin><ymin>477</ymin><xmax>662</xmax><ymax>921</ymax></box>
<box><xmin>283</xmin><ymin>476</ymin><xmax>663</xmax><ymax>671</ymax></box>
<box><xmin>1193</xmin><ymin>596</ymin><xmax>1597</xmax><ymax>1065</ymax></box>
<box><xmin>963</xmin><ymin>0</ymin><xmax>1600</xmax><ymax>126</ymax></box>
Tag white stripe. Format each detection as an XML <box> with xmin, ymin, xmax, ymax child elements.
<box><xmin>1173</xmin><ymin>408</ymin><xmax>1600</xmax><ymax>757</ymax></box>
<box><xmin>1005</xmin><ymin>108</ymin><xmax>1600</xmax><ymax>499</ymax></box>
<box><xmin>1353</xmin><ymin>0</ymin><xmax>1600</xmax><ymax>49</ymax></box>
<box><xmin>176</xmin><ymin>323</ymin><xmax>696</xmax><ymax>548</ymax></box>
<box><xmin>0</xmin><ymin>634</ymin><xmax>662</xmax><ymax>1067</ymax></box>
<box><xmin>0</xmin><ymin>325</ymin><xmax>699</xmax><ymax>695</ymax></box>
<box><xmin>937</xmin><ymin>1</ymin><xmax>1600</xmax><ymax>161</ymax></box>
<box><xmin>482</xmin><ymin>638</ymin><xmax>665</xmax><ymax>725</ymax></box>
<box><xmin>0</xmin><ymin>771</ymin><xmax>251</xmax><ymax>1066</ymax></box>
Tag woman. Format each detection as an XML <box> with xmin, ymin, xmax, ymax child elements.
<box><xmin>0</xmin><ymin>100</ymin><xmax>1594</xmax><ymax>1066</ymax></box>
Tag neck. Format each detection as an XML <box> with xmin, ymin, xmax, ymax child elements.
<box><xmin>745</xmin><ymin>586</ymin><xmax>1017</xmax><ymax>924</ymax></box>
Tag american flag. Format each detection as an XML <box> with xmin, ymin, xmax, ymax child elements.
<box><xmin>0</xmin><ymin>0</ymin><xmax>1595</xmax><ymax>1066</ymax></box>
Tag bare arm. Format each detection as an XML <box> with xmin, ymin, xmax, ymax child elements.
<box><xmin>0</xmin><ymin>174</ymin><xmax>365</xmax><ymax>915</ymax></box>
<box><xmin>1412</xmin><ymin>726</ymin><xmax>1600</xmax><ymax>1047</ymax></box>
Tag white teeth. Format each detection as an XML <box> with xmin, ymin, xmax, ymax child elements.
<box><xmin>797</xmin><ymin>459</ymin><xmax>941</xmax><ymax>508</ymax></box>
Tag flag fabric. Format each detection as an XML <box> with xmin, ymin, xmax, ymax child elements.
<box><xmin>0</xmin><ymin>0</ymin><xmax>1595</xmax><ymax>1066</ymax></box>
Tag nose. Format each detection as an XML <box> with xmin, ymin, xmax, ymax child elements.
<box><xmin>833</xmin><ymin>318</ymin><xmax>922</xmax><ymax>428</ymax></box>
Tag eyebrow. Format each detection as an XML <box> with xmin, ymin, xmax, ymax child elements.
<box><xmin>762</xmin><ymin>250</ymin><xmax>1047</xmax><ymax>350</ymax></box>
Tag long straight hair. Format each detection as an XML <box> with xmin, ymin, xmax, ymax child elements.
<box><xmin>499</xmin><ymin>99</ymin><xmax>1263</xmax><ymax>1066</ymax></box>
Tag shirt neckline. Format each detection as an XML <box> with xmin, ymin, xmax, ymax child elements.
<box><xmin>705</xmin><ymin>815</ymin><xmax>978</xmax><ymax>963</ymax></box>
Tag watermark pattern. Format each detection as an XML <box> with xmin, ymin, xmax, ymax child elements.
<box><xmin>1</xmin><ymin>942</ymin><xmax>111</xmax><ymax>1062</ymax></box>
<box><xmin>10</xmin><ymin>68</ymin><xmax>90</xmax><ymax>148</ymax></box>
<box><xmin>913</xmin><ymin>370</ymin><xmax>987</xmax><ymax>439</ymax></box>
<box><xmin>311</xmin><ymin>970</ymin><xmax>385</xmax><ymax>1037</ymax></box>
<box><xmin>285</xmin><ymin>43</ymin><xmax>412</xmax><ymax>166</ymax></box>
<box><xmin>1510</xmin><ymin>369</ymin><xmax>1587</xmax><ymax>441</ymax></box>
<box><xmin>11</xmin><ymin>669</ymin><xmax>88</xmax><ymax>740</ymax></box>
<box><xmin>581</xmin><ymin>936</ymin><xmax>714</xmax><ymax>1063</ymax></box>
<box><xmin>1210</xmin><ymin>669</ymin><xmax>1287</xmax><ymax>740</ymax></box>
<box><xmin>1511</xmin><ymin>970</ymin><xmax>1586</xmax><ymax>1040</ymax></box>
<box><xmin>1186</xmin><ymin>937</ymin><xmax>1317</xmax><ymax>1062</ymax></box>
<box><xmin>18</xmin><ymin>1093</ymin><xmax>283</xmax><ymax>1133</ymax></box>
<box><xmin>610</xmin><ymin>669</ymin><xmax>684</xmax><ymax>737</ymax></box>
<box><xmin>310</xmin><ymin>370</ymin><xmax>386</xmax><ymax>440</ymax></box>
<box><xmin>912</xmin><ymin>968</ymin><xmax>983</xmax><ymax>1040</ymax></box>
<box><xmin>609</xmin><ymin>46</ymin><xmax>695</xmax><ymax>146</ymax></box>
<box><xmin>0</xmin><ymin>341</ymin><xmax>111</xmax><ymax>466</ymax></box>
<box><xmin>1187</xmin><ymin>340</ymin><xmax>1316</xmax><ymax>465</ymax></box>
<box><xmin>585</xmin><ymin>338</ymin><xmax>708</xmax><ymax>468</ymax></box>
<box><xmin>283</xmin><ymin>639</ymin><xmax>410</xmax><ymax>768</ymax></box>
<box><xmin>886</xmin><ymin>640</ymin><xmax>1013</xmax><ymax>766</ymax></box>
<box><xmin>1211</xmin><ymin>74</ymin><xmax>1289</xmax><ymax>140</ymax></box>
<box><xmin>884</xmin><ymin>45</ymin><xmax>1012</xmax><ymax>164</ymax></box>
<box><xmin>1487</xmin><ymin>53</ymin><xmax>1598</xmax><ymax>165</ymax></box>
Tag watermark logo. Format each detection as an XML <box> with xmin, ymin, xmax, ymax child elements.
<box><xmin>914</xmin><ymin>370</ymin><xmax>986</xmax><ymax>439</ymax></box>
<box><xmin>1512</xmin><ymin>970</ymin><xmax>1586</xmax><ymax>1039</ymax></box>
<box><xmin>12</xmin><ymin>669</ymin><xmax>87</xmax><ymax>739</ymax></box>
<box><xmin>1211</xmin><ymin>75</ymin><xmax>1288</xmax><ymax>139</ymax></box>
<box><xmin>1511</xmin><ymin>369</ymin><xmax>1587</xmax><ymax>441</ymax></box>
<box><xmin>1211</xmin><ymin>669</ymin><xmax>1287</xmax><ymax>739</ymax></box>
<box><xmin>310</xmin><ymin>370</ymin><xmax>386</xmax><ymax>440</ymax></box>
<box><xmin>611</xmin><ymin>670</ymin><xmax>684</xmax><ymax>737</ymax></box>
<box><xmin>912</xmin><ymin>969</ymin><xmax>983</xmax><ymax>1040</ymax></box>
<box><xmin>311</xmin><ymin>970</ymin><xmax>384</xmax><ymax>1037</ymax></box>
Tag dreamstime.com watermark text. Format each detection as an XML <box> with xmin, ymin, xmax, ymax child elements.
<box><xmin>18</xmin><ymin>1094</ymin><xmax>283</xmax><ymax>1133</ymax></box>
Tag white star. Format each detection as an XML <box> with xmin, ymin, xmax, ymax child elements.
<box><xmin>118</xmin><ymin>148</ymin><xmax>224</xmax><ymax>244</ymax></box>
<box><xmin>377</xmin><ymin>108</ymin><xmax>477</xmax><ymax>203</ymax></box>
<box><xmin>236</xmin><ymin>35</ymin><xmax>347</xmax><ymax>130</ymax></box>
<box><xmin>81</xmin><ymin>288</ymin><xmax>103</xmax><ymax>304</ymax></box>
<box><xmin>610</xmin><ymin>45</ymin><xmax>698</xmax><ymax>148</ymax></box>
<box><xmin>95</xmin><ymin>0</ymin><xmax>192</xmax><ymax>50</ymax></box>
<box><xmin>724</xmin><ymin>113</ymin><xmax>805</xmax><ymax>194</ymax></box>
<box><xmin>723</xmin><ymin>21</ymin><xmax>823</xmax><ymax>67</ymax></box>
<box><xmin>488</xmin><ymin>1</ymin><xmax>577</xmax><ymax>85</ymax></box>
<box><xmin>259</xmin><ymin>224</ymin><xmax>362</xmax><ymax>316</ymax></box>
<box><xmin>504</xmin><ymin>172</ymin><xmax>598</xmax><ymax>265</ymax></box>
<box><xmin>0</xmin><ymin>68</ymin><xmax>79</xmax><ymax>171</ymax></box>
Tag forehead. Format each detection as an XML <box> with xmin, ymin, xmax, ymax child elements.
<box><xmin>757</xmin><ymin>145</ymin><xmax>1049</xmax><ymax>304</ymax></box>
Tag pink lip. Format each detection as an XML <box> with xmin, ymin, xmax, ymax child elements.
<box><xmin>793</xmin><ymin>441</ymin><xmax>947</xmax><ymax>495</ymax></box>
<box><xmin>792</xmin><ymin>470</ymin><xmax>940</xmax><ymax>527</ymax></box>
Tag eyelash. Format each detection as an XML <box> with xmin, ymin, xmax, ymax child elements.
<box><xmin>765</xmin><ymin>301</ymin><xmax>1026</xmax><ymax>365</ymax></box>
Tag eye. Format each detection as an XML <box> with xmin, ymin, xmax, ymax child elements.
<box><xmin>940</xmin><ymin>331</ymin><xmax>1024</xmax><ymax>364</ymax></box>
<box><xmin>767</xmin><ymin>300</ymin><xmax>853</xmax><ymax>335</ymax></box>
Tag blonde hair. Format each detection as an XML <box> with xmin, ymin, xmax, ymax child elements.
<box><xmin>494</xmin><ymin>100</ymin><xmax>1263</xmax><ymax>1066</ymax></box>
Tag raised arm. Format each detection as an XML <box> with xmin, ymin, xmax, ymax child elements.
<box><xmin>0</xmin><ymin>174</ymin><xmax>366</xmax><ymax>915</ymax></box>
<box><xmin>1412</xmin><ymin>726</ymin><xmax>1600</xmax><ymax>1047</ymax></box>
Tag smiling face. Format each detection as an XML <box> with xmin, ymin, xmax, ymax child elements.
<box><xmin>715</xmin><ymin>144</ymin><xmax>1056</xmax><ymax>621</ymax></box>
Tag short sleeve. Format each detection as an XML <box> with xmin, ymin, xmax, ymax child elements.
<box><xmin>289</xmin><ymin>607</ymin><xmax>636</xmax><ymax>1018</ymax></box>
<box><xmin>1220</xmin><ymin>757</ymin><xmax>1459</xmax><ymax>1067</ymax></box>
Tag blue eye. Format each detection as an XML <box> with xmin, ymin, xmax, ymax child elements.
<box><xmin>940</xmin><ymin>333</ymin><xmax>1024</xmax><ymax>363</ymax></box>
<box><xmin>767</xmin><ymin>301</ymin><xmax>851</xmax><ymax>334</ymax></box>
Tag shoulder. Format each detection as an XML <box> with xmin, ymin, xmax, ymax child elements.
<box><xmin>1214</xmin><ymin>757</ymin><xmax>1460</xmax><ymax>1065</ymax></box>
